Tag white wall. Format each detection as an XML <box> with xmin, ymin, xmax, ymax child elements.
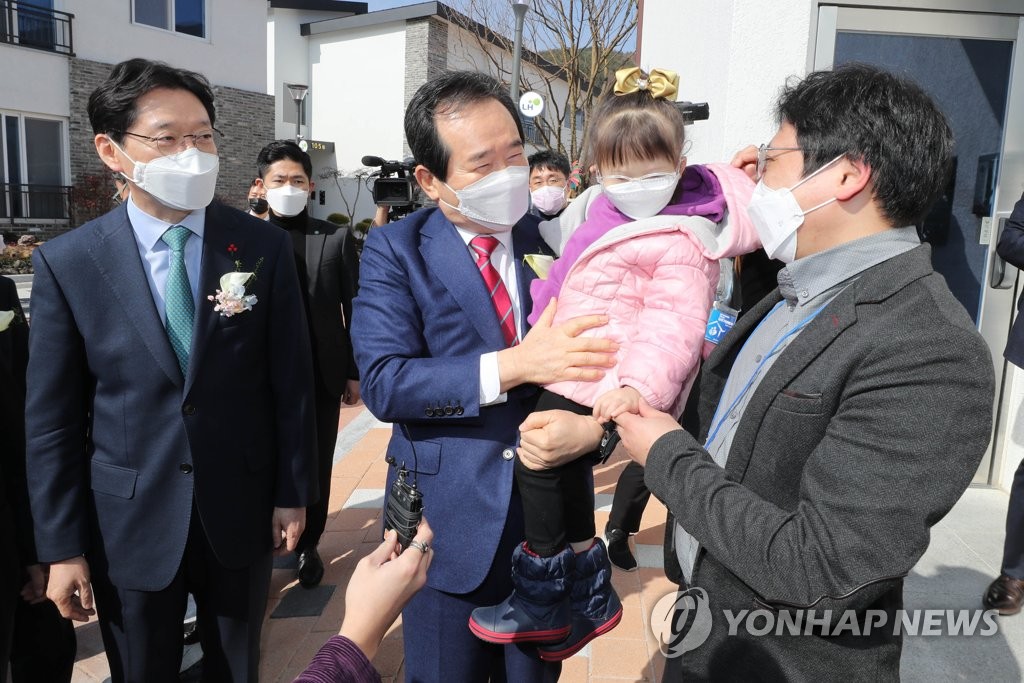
<box><xmin>304</xmin><ymin>20</ymin><xmax>407</xmax><ymax>222</ymax></box>
<box><xmin>269</xmin><ymin>7</ymin><xmax>351</xmax><ymax>140</ymax></box>
<box><xmin>640</xmin><ymin>0</ymin><xmax>815</xmax><ymax>164</ymax></box>
<box><xmin>0</xmin><ymin>45</ymin><xmax>70</xmax><ymax>117</ymax></box>
<box><xmin>309</xmin><ymin>20</ymin><xmax>407</xmax><ymax>169</ymax></box>
<box><xmin>69</xmin><ymin>0</ymin><xmax>266</xmax><ymax>92</ymax></box>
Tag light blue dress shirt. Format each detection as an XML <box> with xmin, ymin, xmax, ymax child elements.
<box><xmin>126</xmin><ymin>197</ymin><xmax>206</xmax><ymax>324</ymax></box>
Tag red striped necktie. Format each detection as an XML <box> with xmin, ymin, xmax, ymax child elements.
<box><xmin>470</xmin><ymin>235</ymin><xmax>518</xmax><ymax>347</ymax></box>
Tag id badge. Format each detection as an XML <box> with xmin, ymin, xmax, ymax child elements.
<box><xmin>704</xmin><ymin>302</ymin><xmax>738</xmax><ymax>345</ymax></box>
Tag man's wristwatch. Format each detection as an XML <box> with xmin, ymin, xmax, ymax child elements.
<box><xmin>596</xmin><ymin>421</ymin><xmax>620</xmax><ymax>464</ymax></box>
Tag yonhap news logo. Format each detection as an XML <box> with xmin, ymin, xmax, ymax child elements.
<box><xmin>650</xmin><ymin>590</ymin><xmax>1000</xmax><ymax>659</ymax></box>
<box><xmin>651</xmin><ymin>588</ymin><xmax>713</xmax><ymax>658</ymax></box>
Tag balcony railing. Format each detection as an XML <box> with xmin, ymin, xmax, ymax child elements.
<box><xmin>0</xmin><ymin>1</ymin><xmax>74</xmax><ymax>55</ymax></box>
<box><xmin>1</xmin><ymin>183</ymin><xmax>71</xmax><ymax>222</ymax></box>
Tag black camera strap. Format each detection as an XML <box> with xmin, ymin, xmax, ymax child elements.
<box><xmin>390</xmin><ymin>423</ymin><xmax>419</xmax><ymax>489</ymax></box>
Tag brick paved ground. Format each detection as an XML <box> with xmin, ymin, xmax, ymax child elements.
<box><xmin>70</xmin><ymin>403</ymin><xmax>677</xmax><ymax>682</ymax></box>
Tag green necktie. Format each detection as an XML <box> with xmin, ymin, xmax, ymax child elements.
<box><xmin>161</xmin><ymin>225</ymin><xmax>194</xmax><ymax>376</ymax></box>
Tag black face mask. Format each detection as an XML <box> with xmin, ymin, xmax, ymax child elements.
<box><xmin>249</xmin><ymin>197</ymin><xmax>269</xmax><ymax>214</ymax></box>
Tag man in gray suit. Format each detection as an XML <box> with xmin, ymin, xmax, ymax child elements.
<box><xmin>517</xmin><ymin>64</ymin><xmax>995</xmax><ymax>680</ymax></box>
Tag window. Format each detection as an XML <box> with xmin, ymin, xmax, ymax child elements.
<box><xmin>1</xmin><ymin>113</ymin><xmax>68</xmax><ymax>221</ymax></box>
<box><xmin>133</xmin><ymin>0</ymin><xmax>206</xmax><ymax>38</ymax></box>
<box><xmin>520</xmin><ymin>116</ymin><xmax>543</xmax><ymax>145</ymax></box>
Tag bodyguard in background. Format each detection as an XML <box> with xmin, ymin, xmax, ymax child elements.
<box><xmin>25</xmin><ymin>59</ymin><xmax>316</xmax><ymax>682</ymax></box>
<box><xmin>986</xmin><ymin>191</ymin><xmax>1024</xmax><ymax>616</ymax></box>
<box><xmin>253</xmin><ymin>140</ymin><xmax>361</xmax><ymax>588</ymax></box>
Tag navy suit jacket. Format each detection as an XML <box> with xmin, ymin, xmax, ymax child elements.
<box><xmin>26</xmin><ymin>202</ymin><xmax>317</xmax><ymax>591</ymax></box>
<box><xmin>352</xmin><ymin>207</ymin><xmax>552</xmax><ymax>594</ymax></box>
<box><xmin>997</xmin><ymin>192</ymin><xmax>1024</xmax><ymax>367</ymax></box>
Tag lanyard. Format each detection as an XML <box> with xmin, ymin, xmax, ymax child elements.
<box><xmin>704</xmin><ymin>300</ymin><xmax>829</xmax><ymax>448</ymax></box>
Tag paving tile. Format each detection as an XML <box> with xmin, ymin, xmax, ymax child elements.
<box><xmin>344</xmin><ymin>488</ymin><xmax>386</xmax><ymax>509</ymax></box>
<box><xmin>312</xmin><ymin>582</ymin><xmax>348</xmax><ymax>633</ymax></box>
<box><xmin>327</xmin><ymin>476</ymin><xmax>363</xmax><ymax>516</ymax></box>
<box><xmin>271</xmin><ymin>584</ymin><xmax>336</xmax><ymax>618</ymax></box>
<box><xmin>560</xmin><ymin>654</ymin><xmax>591</xmax><ymax>681</ymax></box>
<box><xmin>269</xmin><ymin>566</ymin><xmax>299</xmax><ymax>597</ymax></box>
<box><xmin>275</xmin><ymin>630</ymin><xmax>334</xmax><ymax>683</ymax></box>
<box><xmin>595</xmin><ymin>492</ymin><xmax>614</xmax><ymax>513</ymax></box>
<box><xmin>327</xmin><ymin>506</ymin><xmax>381</xmax><ymax>532</ymax></box>
<box><xmin>259</xmin><ymin>615</ymin><xmax>318</xmax><ymax>681</ymax></box>
<box><xmin>590</xmin><ymin>636</ymin><xmax>657</xmax><ymax>680</ymax></box>
<box><xmin>371</xmin><ymin>630</ymin><xmax>406</xmax><ymax>678</ymax></box>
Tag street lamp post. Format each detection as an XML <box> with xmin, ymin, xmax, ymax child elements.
<box><xmin>509</xmin><ymin>0</ymin><xmax>530</xmax><ymax>103</ymax></box>
<box><xmin>285</xmin><ymin>83</ymin><xmax>309</xmax><ymax>143</ymax></box>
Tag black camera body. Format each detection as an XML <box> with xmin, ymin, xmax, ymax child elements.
<box><xmin>363</xmin><ymin>155</ymin><xmax>421</xmax><ymax>218</ymax></box>
<box><xmin>677</xmin><ymin>101</ymin><xmax>710</xmax><ymax>125</ymax></box>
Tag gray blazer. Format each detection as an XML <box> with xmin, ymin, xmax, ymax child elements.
<box><xmin>646</xmin><ymin>244</ymin><xmax>994</xmax><ymax>681</ymax></box>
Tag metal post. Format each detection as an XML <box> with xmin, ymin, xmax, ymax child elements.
<box><xmin>509</xmin><ymin>1</ymin><xmax>529</xmax><ymax>103</ymax></box>
<box><xmin>294</xmin><ymin>99</ymin><xmax>302</xmax><ymax>142</ymax></box>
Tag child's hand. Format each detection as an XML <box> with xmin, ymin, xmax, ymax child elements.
<box><xmin>593</xmin><ymin>386</ymin><xmax>642</xmax><ymax>423</ymax></box>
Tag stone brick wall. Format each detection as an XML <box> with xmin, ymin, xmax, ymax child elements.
<box><xmin>211</xmin><ymin>83</ymin><xmax>275</xmax><ymax>211</ymax></box>
<box><xmin>403</xmin><ymin>17</ymin><xmax>448</xmax><ymax>158</ymax></box>
<box><xmin>24</xmin><ymin>57</ymin><xmax>275</xmax><ymax>241</ymax></box>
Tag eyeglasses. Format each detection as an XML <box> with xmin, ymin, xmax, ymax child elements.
<box><xmin>756</xmin><ymin>144</ymin><xmax>802</xmax><ymax>182</ymax></box>
<box><xmin>119</xmin><ymin>127</ymin><xmax>222</xmax><ymax>153</ymax></box>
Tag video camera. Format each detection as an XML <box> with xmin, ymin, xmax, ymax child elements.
<box><xmin>677</xmin><ymin>101</ymin><xmax>710</xmax><ymax>125</ymax></box>
<box><xmin>362</xmin><ymin>155</ymin><xmax>420</xmax><ymax>218</ymax></box>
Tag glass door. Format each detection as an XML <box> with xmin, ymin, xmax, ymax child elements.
<box><xmin>815</xmin><ymin>6</ymin><xmax>1024</xmax><ymax>484</ymax></box>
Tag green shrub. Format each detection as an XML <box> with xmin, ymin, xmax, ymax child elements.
<box><xmin>326</xmin><ymin>213</ymin><xmax>351</xmax><ymax>225</ymax></box>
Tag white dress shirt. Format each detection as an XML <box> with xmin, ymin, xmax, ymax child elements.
<box><xmin>453</xmin><ymin>226</ymin><xmax>522</xmax><ymax>406</ymax></box>
<box><xmin>126</xmin><ymin>196</ymin><xmax>206</xmax><ymax>324</ymax></box>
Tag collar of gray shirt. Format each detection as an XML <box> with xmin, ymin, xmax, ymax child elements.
<box><xmin>777</xmin><ymin>226</ymin><xmax>921</xmax><ymax>307</ymax></box>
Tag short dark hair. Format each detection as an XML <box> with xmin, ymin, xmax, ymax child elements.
<box><xmin>776</xmin><ymin>63</ymin><xmax>953</xmax><ymax>227</ymax></box>
<box><xmin>88</xmin><ymin>58</ymin><xmax>216</xmax><ymax>143</ymax></box>
<box><xmin>586</xmin><ymin>69</ymin><xmax>686</xmax><ymax>170</ymax></box>
<box><xmin>529</xmin><ymin>150</ymin><xmax>571</xmax><ymax>177</ymax></box>
<box><xmin>404</xmin><ymin>71</ymin><xmax>524</xmax><ymax>181</ymax></box>
<box><xmin>256</xmin><ymin>140</ymin><xmax>313</xmax><ymax>180</ymax></box>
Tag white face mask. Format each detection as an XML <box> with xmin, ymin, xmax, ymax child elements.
<box><xmin>441</xmin><ymin>165</ymin><xmax>530</xmax><ymax>233</ymax></box>
<box><xmin>266</xmin><ymin>184</ymin><xmax>309</xmax><ymax>217</ymax></box>
<box><xmin>112</xmin><ymin>140</ymin><xmax>219</xmax><ymax>212</ymax></box>
<box><xmin>531</xmin><ymin>184</ymin><xmax>567</xmax><ymax>216</ymax></box>
<box><xmin>747</xmin><ymin>155</ymin><xmax>844</xmax><ymax>263</ymax></box>
<box><xmin>601</xmin><ymin>171</ymin><xmax>679</xmax><ymax>220</ymax></box>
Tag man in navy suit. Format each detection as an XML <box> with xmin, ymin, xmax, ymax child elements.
<box><xmin>352</xmin><ymin>71</ymin><xmax>617</xmax><ymax>681</ymax></box>
<box><xmin>986</xmin><ymin>191</ymin><xmax>1024</xmax><ymax>616</ymax></box>
<box><xmin>25</xmin><ymin>59</ymin><xmax>316</xmax><ymax>682</ymax></box>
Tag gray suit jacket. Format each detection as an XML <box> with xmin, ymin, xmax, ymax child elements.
<box><xmin>646</xmin><ymin>244</ymin><xmax>994</xmax><ymax>681</ymax></box>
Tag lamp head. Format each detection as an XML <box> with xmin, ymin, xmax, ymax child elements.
<box><xmin>285</xmin><ymin>83</ymin><xmax>309</xmax><ymax>102</ymax></box>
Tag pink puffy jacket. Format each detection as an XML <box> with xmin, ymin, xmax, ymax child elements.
<box><xmin>541</xmin><ymin>163</ymin><xmax>759</xmax><ymax>416</ymax></box>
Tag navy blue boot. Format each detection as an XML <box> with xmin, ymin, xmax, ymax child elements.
<box><xmin>468</xmin><ymin>543</ymin><xmax>573</xmax><ymax>645</ymax></box>
<box><xmin>538</xmin><ymin>538</ymin><xmax>623</xmax><ymax>661</ymax></box>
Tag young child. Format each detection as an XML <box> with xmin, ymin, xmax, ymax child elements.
<box><xmin>469</xmin><ymin>67</ymin><xmax>759</xmax><ymax>661</ymax></box>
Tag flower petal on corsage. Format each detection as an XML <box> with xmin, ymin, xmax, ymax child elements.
<box><xmin>524</xmin><ymin>254</ymin><xmax>554</xmax><ymax>280</ymax></box>
<box><xmin>0</xmin><ymin>310</ymin><xmax>14</xmax><ymax>332</ymax></box>
<box><xmin>209</xmin><ymin>271</ymin><xmax>258</xmax><ymax>317</ymax></box>
<box><xmin>220</xmin><ymin>271</ymin><xmax>253</xmax><ymax>292</ymax></box>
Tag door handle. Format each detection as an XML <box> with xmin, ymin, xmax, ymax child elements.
<box><xmin>990</xmin><ymin>215</ymin><xmax>1016</xmax><ymax>290</ymax></box>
